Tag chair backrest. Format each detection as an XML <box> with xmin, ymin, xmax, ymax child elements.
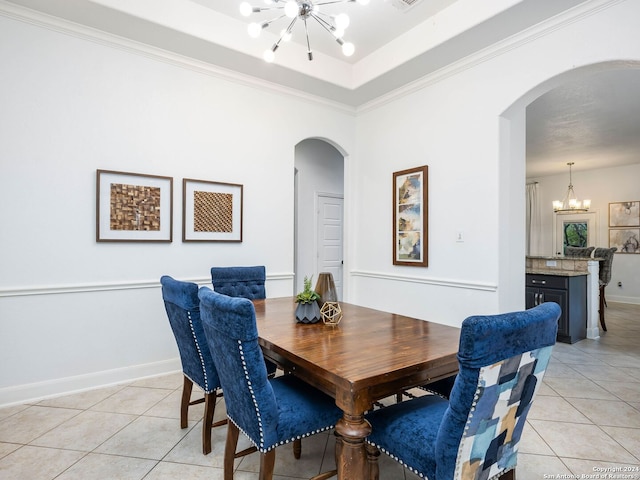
<box><xmin>160</xmin><ymin>276</ymin><xmax>220</xmax><ymax>393</ymax></box>
<box><xmin>198</xmin><ymin>287</ymin><xmax>278</xmax><ymax>451</ymax></box>
<box><xmin>564</xmin><ymin>246</ymin><xmax>594</xmax><ymax>257</ymax></box>
<box><xmin>434</xmin><ymin>302</ymin><xmax>560</xmax><ymax>480</ymax></box>
<box><xmin>593</xmin><ymin>247</ymin><xmax>617</xmax><ymax>286</ymax></box>
<box><xmin>210</xmin><ymin>266</ymin><xmax>266</xmax><ymax>299</ymax></box>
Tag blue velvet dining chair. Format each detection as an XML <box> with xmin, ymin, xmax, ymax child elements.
<box><xmin>210</xmin><ymin>265</ymin><xmax>277</xmax><ymax>377</ymax></box>
<box><xmin>160</xmin><ymin>275</ymin><xmax>225</xmax><ymax>455</ymax></box>
<box><xmin>198</xmin><ymin>287</ymin><xmax>342</xmax><ymax>480</ymax></box>
<box><xmin>211</xmin><ymin>265</ymin><xmax>266</xmax><ymax>299</ymax></box>
<box><xmin>365</xmin><ymin>302</ymin><xmax>561</xmax><ymax>480</ymax></box>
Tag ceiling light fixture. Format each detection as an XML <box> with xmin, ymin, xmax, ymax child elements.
<box><xmin>239</xmin><ymin>0</ymin><xmax>369</xmax><ymax>63</ymax></box>
<box><xmin>553</xmin><ymin>162</ymin><xmax>591</xmax><ymax>213</ymax></box>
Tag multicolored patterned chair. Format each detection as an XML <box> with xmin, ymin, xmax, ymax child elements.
<box><xmin>198</xmin><ymin>287</ymin><xmax>341</xmax><ymax>480</ymax></box>
<box><xmin>160</xmin><ymin>275</ymin><xmax>224</xmax><ymax>455</ymax></box>
<box><xmin>365</xmin><ymin>302</ymin><xmax>560</xmax><ymax>480</ymax></box>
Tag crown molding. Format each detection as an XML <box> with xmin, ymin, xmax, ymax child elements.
<box><xmin>0</xmin><ymin>0</ymin><xmax>357</xmax><ymax>115</ymax></box>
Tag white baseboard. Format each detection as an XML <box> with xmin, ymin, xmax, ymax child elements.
<box><xmin>607</xmin><ymin>295</ymin><xmax>640</xmax><ymax>305</ymax></box>
<box><xmin>0</xmin><ymin>358</ymin><xmax>182</xmax><ymax>408</ymax></box>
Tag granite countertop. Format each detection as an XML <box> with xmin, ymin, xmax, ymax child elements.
<box><xmin>526</xmin><ymin>269</ymin><xmax>589</xmax><ymax>277</ymax></box>
<box><xmin>526</xmin><ymin>256</ymin><xmax>603</xmax><ymax>261</ymax></box>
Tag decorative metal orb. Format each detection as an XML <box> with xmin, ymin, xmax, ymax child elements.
<box><xmin>321</xmin><ymin>302</ymin><xmax>342</xmax><ymax>326</ymax></box>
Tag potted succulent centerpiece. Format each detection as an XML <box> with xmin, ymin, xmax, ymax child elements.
<box><xmin>295</xmin><ymin>276</ymin><xmax>322</xmax><ymax>324</ymax></box>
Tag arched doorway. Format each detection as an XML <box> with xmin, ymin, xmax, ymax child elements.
<box><xmin>499</xmin><ymin>61</ymin><xmax>640</xmax><ymax>313</ymax></box>
<box><xmin>294</xmin><ymin>138</ymin><xmax>346</xmax><ymax>299</ymax></box>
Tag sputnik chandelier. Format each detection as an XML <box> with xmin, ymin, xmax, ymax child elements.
<box><xmin>239</xmin><ymin>0</ymin><xmax>370</xmax><ymax>63</ymax></box>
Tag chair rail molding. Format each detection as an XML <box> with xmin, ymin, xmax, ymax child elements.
<box><xmin>0</xmin><ymin>273</ymin><xmax>295</xmax><ymax>298</ymax></box>
<box><xmin>350</xmin><ymin>270</ymin><xmax>497</xmax><ymax>292</ymax></box>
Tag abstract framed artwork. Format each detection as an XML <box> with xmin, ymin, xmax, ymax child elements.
<box><xmin>393</xmin><ymin>165</ymin><xmax>428</xmax><ymax>266</ymax></box>
<box><xmin>609</xmin><ymin>228</ymin><xmax>640</xmax><ymax>254</ymax></box>
<box><xmin>183</xmin><ymin>178</ymin><xmax>243</xmax><ymax>242</ymax></box>
<box><xmin>609</xmin><ymin>201</ymin><xmax>640</xmax><ymax>227</ymax></box>
<box><xmin>96</xmin><ymin>170</ymin><xmax>173</xmax><ymax>242</ymax></box>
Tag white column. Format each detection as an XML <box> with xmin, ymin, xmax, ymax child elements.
<box><xmin>586</xmin><ymin>260</ymin><xmax>600</xmax><ymax>339</ymax></box>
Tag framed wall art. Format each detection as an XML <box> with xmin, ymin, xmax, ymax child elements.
<box><xmin>393</xmin><ymin>165</ymin><xmax>428</xmax><ymax>267</ymax></box>
<box><xmin>609</xmin><ymin>228</ymin><xmax>640</xmax><ymax>254</ymax></box>
<box><xmin>183</xmin><ymin>178</ymin><xmax>243</xmax><ymax>242</ymax></box>
<box><xmin>609</xmin><ymin>201</ymin><xmax>640</xmax><ymax>227</ymax></box>
<box><xmin>96</xmin><ymin>169</ymin><xmax>173</xmax><ymax>242</ymax></box>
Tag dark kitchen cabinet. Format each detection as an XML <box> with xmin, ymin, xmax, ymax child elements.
<box><xmin>526</xmin><ymin>273</ymin><xmax>587</xmax><ymax>344</ymax></box>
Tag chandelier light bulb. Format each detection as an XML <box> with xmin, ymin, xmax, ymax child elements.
<box><xmin>333</xmin><ymin>27</ymin><xmax>345</xmax><ymax>38</ymax></box>
<box><xmin>342</xmin><ymin>41</ymin><xmax>355</xmax><ymax>56</ymax></box>
<box><xmin>248</xmin><ymin>22</ymin><xmax>262</xmax><ymax>37</ymax></box>
<box><xmin>239</xmin><ymin>2</ymin><xmax>253</xmax><ymax>16</ymax></box>
<box><xmin>263</xmin><ymin>49</ymin><xmax>275</xmax><ymax>62</ymax></box>
<box><xmin>334</xmin><ymin>13</ymin><xmax>350</xmax><ymax>30</ymax></box>
<box><xmin>284</xmin><ymin>1</ymin><xmax>299</xmax><ymax>18</ymax></box>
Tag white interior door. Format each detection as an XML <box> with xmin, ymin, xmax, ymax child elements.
<box><xmin>317</xmin><ymin>193</ymin><xmax>344</xmax><ymax>300</ymax></box>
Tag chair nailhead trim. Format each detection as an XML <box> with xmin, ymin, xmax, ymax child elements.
<box><xmin>187</xmin><ymin>310</ymin><xmax>210</xmax><ymax>392</ymax></box>
<box><xmin>365</xmin><ymin>440</ymin><xmax>426</xmax><ymax>479</ymax></box>
<box><xmin>235</xmin><ymin>340</ymin><xmax>335</xmax><ymax>452</ymax></box>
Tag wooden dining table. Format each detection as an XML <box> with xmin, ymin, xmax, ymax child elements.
<box><xmin>253</xmin><ymin>297</ymin><xmax>461</xmax><ymax>480</ymax></box>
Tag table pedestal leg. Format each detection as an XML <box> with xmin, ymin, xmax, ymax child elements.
<box><xmin>335</xmin><ymin>413</ymin><xmax>372</xmax><ymax>480</ymax></box>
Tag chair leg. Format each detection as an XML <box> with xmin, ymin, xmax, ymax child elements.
<box><xmin>293</xmin><ymin>438</ymin><xmax>301</xmax><ymax>459</ymax></box>
<box><xmin>501</xmin><ymin>468</ymin><xmax>516</xmax><ymax>480</ymax></box>
<box><xmin>259</xmin><ymin>450</ymin><xmax>276</xmax><ymax>480</ymax></box>
<box><xmin>599</xmin><ymin>285</ymin><xmax>607</xmax><ymax>332</ymax></box>
<box><xmin>181</xmin><ymin>376</ymin><xmax>194</xmax><ymax>429</ymax></box>
<box><xmin>366</xmin><ymin>443</ymin><xmax>380</xmax><ymax>480</ymax></box>
<box><xmin>202</xmin><ymin>392</ymin><xmax>216</xmax><ymax>455</ymax></box>
<box><xmin>225</xmin><ymin>421</ymin><xmax>240</xmax><ymax>480</ymax></box>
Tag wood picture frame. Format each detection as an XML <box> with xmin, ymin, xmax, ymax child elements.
<box><xmin>393</xmin><ymin>165</ymin><xmax>428</xmax><ymax>266</ymax></box>
<box><xmin>609</xmin><ymin>201</ymin><xmax>640</xmax><ymax>227</ymax></box>
<box><xmin>96</xmin><ymin>169</ymin><xmax>173</xmax><ymax>242</ymax></box>
<box><xmin>183</xmin><ymin>178</ymin><xmax>243</xmax><ymax>242</ymax></box>
<box><xmin>609</xmin><ymin>228</ymin><xmax>640</xmax><ymax>254</ymax></box>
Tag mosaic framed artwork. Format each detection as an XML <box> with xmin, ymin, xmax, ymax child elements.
<box><xmin>393</xmin><ymin>165</ymin><xmax>428</xmax><ymax>267</ymax></box>
<box><xmin>96</xmin><ymin>170</ymin><xmax>173</xmax><ymax>242</ymax></box>
<box><xmin>183</xmin><ymin>178</ymin><xmax>243</xmax><ymax>242</ymax></box>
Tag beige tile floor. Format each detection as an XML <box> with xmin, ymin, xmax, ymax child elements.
<box><xmin>1</xmin><ymin>302</ymin><xmax>639</xmax><ymax>479</ymax></box>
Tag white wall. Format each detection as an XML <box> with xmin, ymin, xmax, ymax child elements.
<box><xmin>2</xmin><ymin>0</ymin><xmax>640</xmax><ymax>406</ymax></box>
<box><xmin>0</xmin><ymin>14</ymin><xmax>354</xmax><ymax>405</ymax></box>
<box><xmin>528</xmin><ymin>163</ymin><xmax>640</xmax><ymax>304</ymax></box>
<box><xmin>294</xmin><ymin>139</ymin><xmax>344</xmax><ymax>294</ymax></box>
<box><xmin>349</xmin><ymin>0</ymin><xmax>640</xmax><ymax>325</ymax></box>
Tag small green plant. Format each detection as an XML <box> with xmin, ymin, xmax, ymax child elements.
<box><xmin>295</xmin><ymin>275</ymin><xmax>320</xmax><ymax>304</ymax></box>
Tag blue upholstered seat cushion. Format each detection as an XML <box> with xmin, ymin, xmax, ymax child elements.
<box><xmin>270</xmin><ymin>375</ymin><xmax>342</xmax><ymax>446</ymax></box>
<box><xmin>210</xmin><ymin>266</ymin><xmax>266</xmax><ymax>299</ymax></box>
<box><xmin>367</xmin><ymin>395</ymin><xmax>449</xmax><ymax>479</ymax></box>
<box><xmin>161</xmin><ymin>276</ymin><xmax>220</xmax><ymax>394</ymax></box>
<box><xmin>198</xmin><ymin>287</ymin><xmax>341</xmax><ymax>452</ymax></box>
